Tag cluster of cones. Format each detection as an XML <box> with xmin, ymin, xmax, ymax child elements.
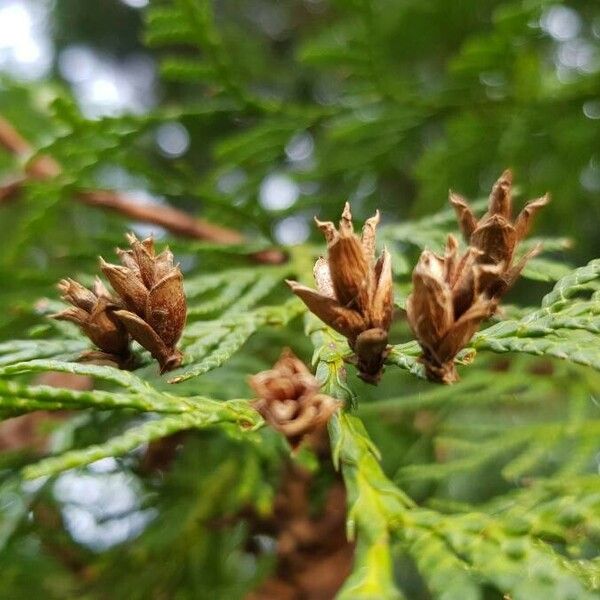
<box><xmin>54</xmin><ymin>171</ymin><xmax>548</xmax><ymax>448</ymax></box>
<box><xmin>407</xmin><ymin>170</ymin><xmax>548</xmax><ymax>383</ymax></box>
<box><xmin>53</xmin><ymin>234</ymin><xmax>186</xmax><ymax>373</ymax></box>
<box><xmin>287</xmin><ymin>169</ymin><xmax>548</xmax><ymax>386</ymax></box>
<box><xmin>252</xmin><ymin>170</ymin><xmax>548</xmax><ymax>446</ymax></box>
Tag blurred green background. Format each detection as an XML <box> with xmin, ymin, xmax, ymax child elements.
<box><xmin>1</xmin><ymin>0</ymin><xmax>599</xmax><ymax>258</ymax></box>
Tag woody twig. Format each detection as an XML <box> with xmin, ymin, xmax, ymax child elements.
<box><xmin>0</xmin><ymin>115</ymin><xmax>285</xmax><ymax>263</ymax></box>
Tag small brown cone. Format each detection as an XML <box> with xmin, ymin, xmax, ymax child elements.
<box><xmin>406</xmin><ymin>236</ymin><xmax>499</xmax><ymax>384</ymax></box>
<box><xmin>249</xmin><ymin>350</ymin><xmax>341</xmax><ymax>449</ymax></box>
<box><xmin>287</xmin><ymin>204</ymin><xmax>394</xmax><ymax>384</ymax></box>
<box><xmin>101</xmin><ymin>233</ymin><xmax>187</xmax><ymax>372</ymax></box>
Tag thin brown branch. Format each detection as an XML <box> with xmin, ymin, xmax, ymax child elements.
<box><xmin>77</xmin><ymin>189</ymin><xmax>244</xmax><ymax>243</ymax></box>
<box><xmin>0</xmin><ymin>115</ymin><xmax>286</xmax><ymax>261</ymax></box>
<box><xmin>246</xmin><ymin>454</ymin><xmax>353</xmax><ymax>599</ymax></box>
<box><xmin>0</xmin><ymin>115</ymin><xmax>31</xmax><ymax>155</ymax></box>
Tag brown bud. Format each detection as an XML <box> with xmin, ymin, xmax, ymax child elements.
<box><xmin>101</xmin><ymin>233</ymin><xmax>187</xmax><ymax>373</ymax></box>
<box><xmin>249</xmin><ymin>350</ymin><xmax>341</xmax><ymax>449</ymax></box>
<box><xmin>406</xmin><ymin>236</ymin><xmax>498</xmax><ymax>384</ymax></box>
<box><xmin>450</xmin><ymin>170</ymin><xmax>549</xmax><ymax>298</ymax></box>
<box><xmin>287</xmin><ymin>203</ymin><xmax>394</xmax><ymax>384</ymax></box>
<box><xmin>52</xmin><ymin>277</ymin><xmax>131</xmax><ymax>366</ymax></box>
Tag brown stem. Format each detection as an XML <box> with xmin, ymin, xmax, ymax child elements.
<box><xmin>0</xmin><ymin>115</ymin><xmax>285</xmax><ymax>260</ymax></box>
<box><xmin>77</xmin><ymin>189</ymin><xmax>243</xmax><ymax>243</ymax></box>
<box><xmin>237</xmin><ymin>426</ymin><xmax>353</xmax><ymax>599</ymax></box>
<box><xmin>245</xmin><ymin>460</ymin><xmax>354</xmax><ymax>599</ymax></box>
<box><xmin>0</xmin><ymin>115</ymin><xmax>31</xmax><ymax>155</ymax></box>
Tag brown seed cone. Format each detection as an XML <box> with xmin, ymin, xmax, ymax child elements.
<box><xmin>406</xmin><ymin>236</ymin><xmax>499</xmax><ymax>384</ymax></box>
<box><xmin>249</xmin><ymin>350</ymin><xmax>341</xmax><ymax>449</ymax></box>
<box><xmin>287</xmin><ymin>203</ymin><xmax>394</xmax><ymax>384</ymax></box>
<box><xmin>450</xmin><ymin>169</ymin><xmax>549</xmax><ymax>299</ymax></box>
<box><xmin>100</xmin><ymin>233</ymin><xmax>187</xmax><ymax>372</ymax></box>
<box><xmin>52</xmin><ymin>277</ymin><xmax>132</xmax><ymax>368</ymax></box>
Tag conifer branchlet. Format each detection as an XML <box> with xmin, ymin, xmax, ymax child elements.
<box><xmin>287</xmin><ymin>203</ymin><xmax>394</xmax><ymax>384</ymax></box>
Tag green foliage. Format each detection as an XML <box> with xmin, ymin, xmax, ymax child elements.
<box><xmin>473</xmin><ymin>259</ymin><xmax>600</xmax><ymax>368</ymax></box>
<box><xmin>23</xmin><ymin>408</ymin><xmax>258</xmax><ymax>480</ymax></box>
<box><xmin>0</xmin><ymin>0</ymin><xmax>600</xmax><ymax>598</ymax></box>
<box><xmin>313</xmin><ymin>317</ymin><xmax>600</xmax><ymax>600</ymax></box>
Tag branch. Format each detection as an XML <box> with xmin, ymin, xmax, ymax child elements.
<box><xmin>77</xmin><ymin>189</ymin><xmax>243</xmax><ymax>243</ymax></box>
<box><xmin>0</xmin><ymin>116</ymin><xmax>285</xmax><ymax>261</ymax></box>
<box><xmin>0</xmin><ymin>116</ymin><xmax>32</xmax><ymax>155</ymax></box>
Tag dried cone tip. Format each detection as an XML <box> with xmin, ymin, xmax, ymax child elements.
<box><xmin>449</xmin><ymin>169</ymin><xmax>549</xmax><ymax>299</ymax></box>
